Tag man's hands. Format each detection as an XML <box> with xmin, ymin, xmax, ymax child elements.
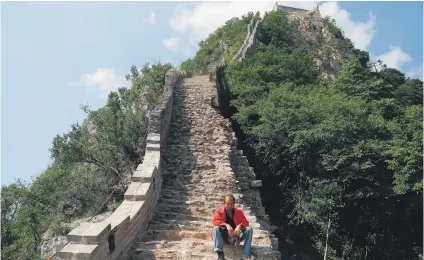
<box><xmin>234</xmin><ymin>225</ymin><xmax>242</xmax><ymax>237</ymax></box>
<box><xmin>225</xmin><ymin>224</ymin><xmax>235</xmax><ymax>236</ymax></box>
<box><xmin>225</xmin><ymin>224</ymin><xmax>242</xmax><ymax>237</ymax></box>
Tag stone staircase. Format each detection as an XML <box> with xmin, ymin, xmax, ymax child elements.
<box><xmin>129</xmin><ymin>75</ymin><xmax>280</xmax><ymax>260</ymax></box>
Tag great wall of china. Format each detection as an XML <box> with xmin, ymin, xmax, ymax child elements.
<box><xmin>56</xmin><ymin>4</ymin><xmax>319</xmax><ymax>260</ymax></box>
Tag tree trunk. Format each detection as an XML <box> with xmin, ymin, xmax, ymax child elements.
<box><xmin>88</xmin><ymin>158</ymin><xmax>122</xmax><ymax>179</ymax></box>
<box><xmin>323</xmin><ymin>216</ymin><xmax>332</xmax><ymax>260</ymax></box>
<box><xmin>350</xmin><ymin>223</ymin><xmax>358</xmax><ymax>257</ymax></box>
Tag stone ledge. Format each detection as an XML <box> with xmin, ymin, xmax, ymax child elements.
<box><xmin>251</xmin><ymin>180</ymin><xmax>262</xmax><ymax>188</ymax></box>
<box><xmin>146</xmin><ymin>143</ymin><xmax>161</xmax><ymax>152</ymax></box>
<box><xmin>112</xmin><ymin>200</ymin><xmax>145</xmax><ymax>220</ymax></box>
<box><xmin>124</xmin><ymin>182</ymin><xmax>152</xmax><ymax>201</ymax></box>
<box><xmin>67</xmin><ymin>222</ymin><xmax>111</xmax><ymax>244</ymax></box>
<box><xmin>58</xmin><ymin>243</ymin><xmax>99</xmax><ymax>259</ymax></box>
<box><xmin>107</xmin><ymin>214</ymin><xmax>130</xmax><ymax>230</ymax></box>
<box><xmin>146</xmin><ymin>133</ymin><xmax>161</xmax><ymax>144</ymax></box>
<box><xmin>132</xmin><ymin>165</ymin><xmax>157</xmax><ymax>182</ymax></box>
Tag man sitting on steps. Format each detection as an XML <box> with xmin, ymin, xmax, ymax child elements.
<box><xmin>212</xmin><ymin>194</ymin><xmax>253</xmax><ymax>260</ymax></box>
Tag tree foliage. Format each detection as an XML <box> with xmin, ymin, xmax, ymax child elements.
<box><xmin>1</xmin><ymin>62</ymin><xmax>173</xmax><ymax>259</ymax></box>
<box><xmin>190</xmin><ymin>9</ymin><xmax>423</xmax><ymax>259</ymax></box>
<box><xmin>180</xmin><ymin>12</ymin><xmax>260</xmax><ymax>75</ymax></box>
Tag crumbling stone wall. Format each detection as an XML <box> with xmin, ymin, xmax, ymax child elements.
<box><xmin>57</xmin><ymin>69</ymin><xmax>183</xmax><ymax>260</ymax></box>
<box><xmin>232</xmin><ymin>18</ymin><xmax>263</xmax><ymax>62</ymax></box>
<box><xmin>272</xmin><ymin>3</ymin><xmax>308</xmax><ymax>14</ymax></box>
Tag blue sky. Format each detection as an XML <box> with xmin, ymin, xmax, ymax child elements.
<box><xmin>2</xmin><ymin>1</ymin><xmax>423</xmax><ymax>186</ymax></box>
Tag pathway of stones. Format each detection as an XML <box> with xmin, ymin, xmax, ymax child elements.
<box><xmin>129</xmin><ymin>75</ymin><xmax>280</xmax><ymax>260</ymax></box>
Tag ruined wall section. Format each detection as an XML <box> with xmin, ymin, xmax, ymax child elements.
<box><xmin>57</xmin><ymin>69</ymin><xmax>184</xmax><ymax>260</ymax></box>
<box><xmin>232</xmin><ymin>18</ymin><xmax>263</xmax><ymax>62</ymax></box>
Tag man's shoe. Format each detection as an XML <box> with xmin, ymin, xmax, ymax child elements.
<box><xmin>241</xmin><ymin>256</ymin><xmax>252</xmax><ymax>260</ymax></box>
<box><xmin>217</xmin><ymin>251</ymin><xmax>225</xmax><ymax>260</ymax></box>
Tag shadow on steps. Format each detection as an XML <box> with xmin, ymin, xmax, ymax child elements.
<box><xmin>128</xmin><ymin>79</ymin><xmax>195</xmax><ymax>260</ymax></box>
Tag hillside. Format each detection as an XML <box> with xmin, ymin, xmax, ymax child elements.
<box><xmin>1</xmin><ymin>6</ymin><xmax>422</xmax><ymax>260</ymax></box>
<box><xmin>180</xmin><ymin>11</ymin><xmax>261</xmax><ymax>76</ymax></box>
<box><xmin>182</xmin><ymin>7</ymin><xmax>423</xmax><ymax>260</ymax></box>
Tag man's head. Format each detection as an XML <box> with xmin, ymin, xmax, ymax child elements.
<box><xmin>223</xmin><ymin>194</ymin><xmax>235</xmax><ymax>211</ymax></box>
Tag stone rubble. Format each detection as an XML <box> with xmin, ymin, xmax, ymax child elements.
<box><xmin>129</xmin><ymin>75</ymin><xmax>281</xmax><ymax>260</ymax></box>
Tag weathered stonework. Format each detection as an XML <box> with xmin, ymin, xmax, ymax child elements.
<box><xmin>232</xmin><ymin>18</ymin><xmax>262</xmax><ymax>62</ymax></box>
<box><xmin>55</xmin><ymin>65</ymin><xmax>277</xmax><ymax>259</ymax></box>
<box><xmin>56</xmin><ymin>69</ymin><xmax>183</xmax><ymax>260</ymax></box>
<box><xmin>56</xmin><ymin>8</ymin><xmax>286</xmax><ymax>259</ymax></box>
<box><xmin>131</xmin><ymin>75</ymin><xmax>281</xmax><ymax>259</ymax></box>
<box><xmin>273</xmin><ymin>3</ymin><xmax>309</xmax><ymax>14</ymax></box>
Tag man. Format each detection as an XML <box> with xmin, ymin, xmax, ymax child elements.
<box><xmin>212</xmin><ymin>194</ymin><xmax>253</xmax><ymax>260</ymax></box>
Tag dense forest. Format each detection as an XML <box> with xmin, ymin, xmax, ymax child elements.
<box><xmin>183</xmin><ymin>9</ymin><xmax>423</xmax><ymax>260</ymax></box>
<box><xmin>1</xmin><ymin>63</ymin><xmax>172</xmax><ymax>259</ymax></box>
<box><xmin>2</xmin><ymin>7</ymin><xmax>422</xmax><ymax>260</ymax></box>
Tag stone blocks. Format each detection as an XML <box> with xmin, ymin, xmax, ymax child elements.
<box><xmin>58</xmin><ymin>69</ymin><xmax>183</xmax><ymax>260</ymax></box>
<box><xmin>250</xmin><ymin>180</ymin><xmax>262</xmax><ymax>188</ymax></box>
<box><xmin>67</xmin><ymin>222</ymin><xmax>111</xmax><ymax>244</ymax></box>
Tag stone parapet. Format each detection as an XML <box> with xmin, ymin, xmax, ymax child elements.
<box><xmin>57</xmin><ymin>68</ymin><xmax>183</xmax><ymax>260</ymax></box>
<box><xmin>232</xmin><ymin>18</ymin><xmax>262</xmax><ymax>62</ymax></box>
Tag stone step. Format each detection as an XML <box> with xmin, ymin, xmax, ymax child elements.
<box><xmin>159</xmin><ymin>190</ymin><xmax>250</xmax><ymax>200</ymax></box>
<box><xmin>153</xmin><ymin>204</ymin><xmax>217</xmax><ymax>216</ymax></box>
<box><xmin>163</xmin><ymin>145</ymin><xmax>230</xmax><ymax>153</ymax></box>
<box><xmin>135</xmin><ymin>239</ymin><xmax>272</xmax><ymax>250</ymax></box>
<box><xmin>156</xmin><ymin>195</ymin><xmax>254</xmax><ymax>204</ymax></box>
<box><xmin>159</xmin><ymin>190</ymin><xmax>245</xmax><ymax>199</ymax></box>
<box><xmin>161</xmin><ymin>180</ymin><xmax>238</xmax><ymax>188</ymax></box>
<box><xmin>152</xmin><ymin>210</ymin><xmax>261</xmax><ymax>224</ymax></box>
<box><xmin>138</xmin><ymin>229</ymin><xmax>272</xmax><ymax>244</ymax></box>
<box><xmin>144</xmin><ymin>221</ymin><xmax>270</xmax><ymax>236</ymax></box>
<box><xmin>133</xmin><ymin>249</ymin><xmax>217</xmax><ymax>260</ymax></box>
<box><xmin>152</xmin><ymin>211</ymin><xmax>212</xmax><ymax>223</ymax></box>
<box><xmin>147</xmin><ymin>219</ymin><xmax>262</xmax><ymax>231</ymax></box>
<box><xmin>155</xmin><ymin>198</ymin><xmax>263</xmax><ymax>212</ymax></box>
<box><xmin>161</xmin><ymin>174</ymin><xmax>235</xmax><ymax>183</ymax></box>
<box><xmin>128</xmin><ymin>79</ymin><xmax>279</xmax><ymax>259</ymax></box>
<box><xmin>160</xmin><ymin>187</ymin><xmax>241</xmax><ymax>197</ymax></box>
<box><xmin>161</xmin><ymin>177</ymin><xmax>233</xmax><ymax>186</ymax></box>
<box><xmin>159</xmin><ymin>190</ymin><xmax>259</xmax><ymax>204</ymax></box>
<box><xmin>156</xmin><ymin>198</ymin><xmax>223</xmax><ymax>207</ymax></box>
<box><xmin>184</xmin><ymin>183</ymin><xmax>237</xmax><ymax>191</ymax></box>
<box><xmin>134</xmin><ymin>248</ymin><xmax>280</xmax><ymax>260</ymax></box>
<box><xmin>134</xmin><ymin>240</ymin><xmax>280</xmax><ymax>260</ymax></box>
<box><xmin>168</xmin><ymin>130</ymin><xmax>228</xmax><ymax>137</ymax></box>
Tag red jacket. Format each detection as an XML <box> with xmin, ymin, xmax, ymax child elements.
<box><xmin>212</xmin><ymin>207</ymin><xmax>249</xmax><ymax>227</ymax></box>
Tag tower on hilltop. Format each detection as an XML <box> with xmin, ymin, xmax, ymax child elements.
<box><xmin>272</xmin><ymin>2</ymin><xmax>321</xmax><ymax>16</ymax></box>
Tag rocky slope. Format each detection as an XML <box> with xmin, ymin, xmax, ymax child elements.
<box><xmin>274</xmin><ymin>6</ymin><xmax>365</xmax><ymax>78</ymax></box>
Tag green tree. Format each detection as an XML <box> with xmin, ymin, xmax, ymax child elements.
<box><xmin>2</xmin><ymin>62</ymin><xmax>175</xmax><ymax>259</ymax></box>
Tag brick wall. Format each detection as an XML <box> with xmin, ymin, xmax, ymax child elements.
<box><xmin>57</xmin><ymin>69</ymin><xmax>183</xmax><ymax>260</ymax></box>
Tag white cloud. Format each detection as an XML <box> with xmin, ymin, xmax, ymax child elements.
<box><xmin>163</xmin><ymin>37</ymin><xmax>180</xmax><ymax>52</ymax></box>
<box><xmin>168</xmin><ymin>1</ymin><xmax>420</xmax><ymax>80</ymax></box>
<box><xmin>169</xmin><ymin>2</ymin><xmax>317</xmax><ymax>42</ymax></box>
<box><xmin>319</xmin><ymin>2</ymin><xmax>376</xmax><ymax>51</ymax></box>
<box><xmin>145</xmin><ymin>12</ymin><xmax>156</xmax><ymax>25</ymax></box>
<box><xmin>375</xmin><ymin>45</ymin><xmax>412</xmax><ymax>70</ymax></box>
<box><xmin>406</xmin><ymin>65</ymin><xmax>423</xmax><ymax>80</ymax></box>
<box><xmin>72</xmin><ymin>68</ymin><xmax>127</xmax><ymax>95</ymax></box>
<box><xmin>168</xmin><ymin>1</ymin><xmax>378</xmax><ymax>52</ymax></box>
